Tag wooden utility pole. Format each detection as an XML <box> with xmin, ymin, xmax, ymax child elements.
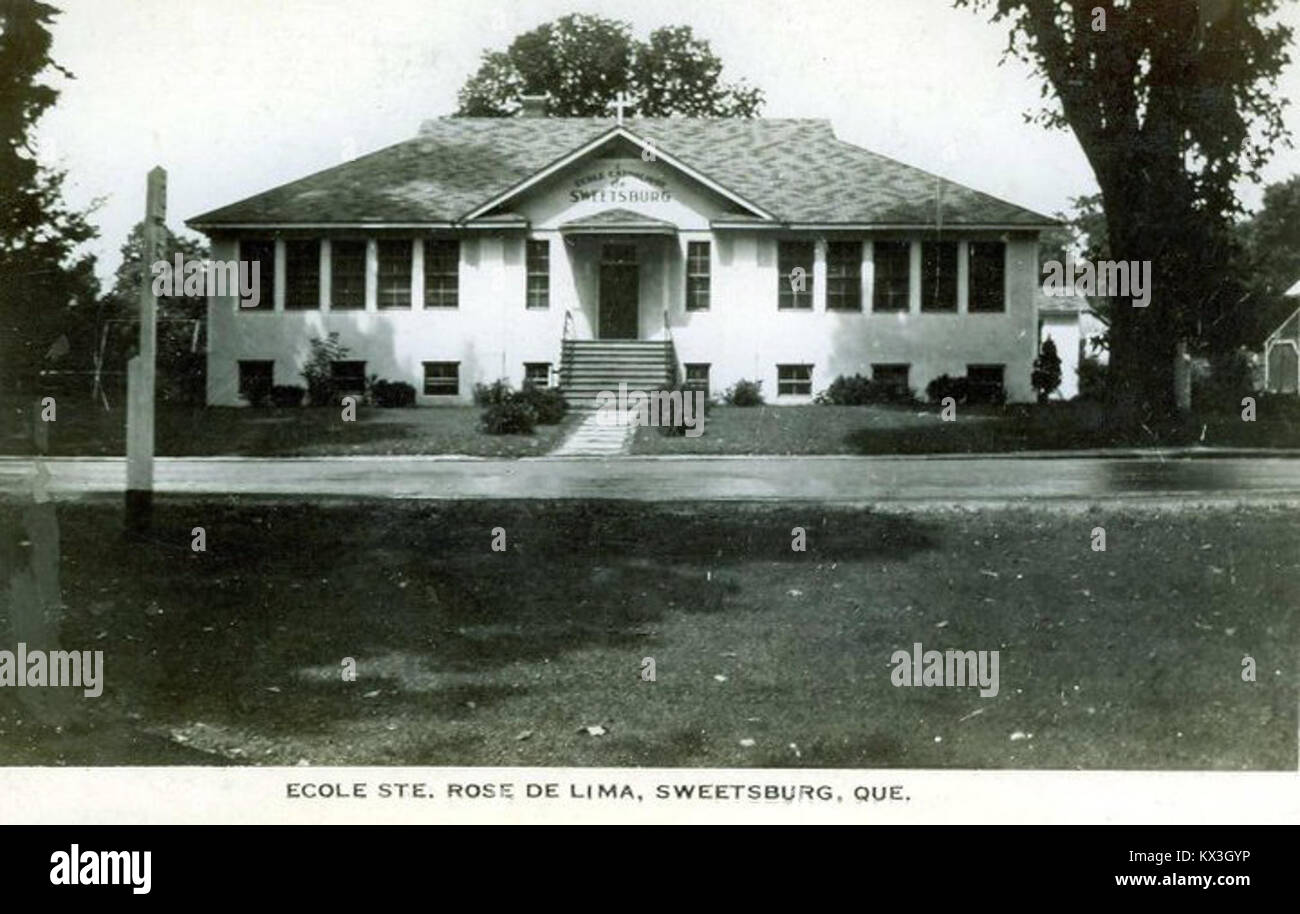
<box><xmin>126</xmin><ymin>166</ymin><xmax>165</xmax><ymax>532</ymax></box>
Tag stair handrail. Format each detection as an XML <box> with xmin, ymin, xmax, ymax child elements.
<box><xmin>663</xmin><ymin>308</ymin><xmax>679</xmax><ymax>387</ymax></box>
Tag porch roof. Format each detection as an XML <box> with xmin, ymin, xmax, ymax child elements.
<box><xmin>558</xmin><ymin>208</ymin><xmax>677</xmax><ymax>235</ymax></box>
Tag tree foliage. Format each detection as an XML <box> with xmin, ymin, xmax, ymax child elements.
<box><xmin>98</xmin><ymin>223</ymin><xmax>209</xmax><ymax>404</ymax></box>
<box><xmin>455</xmin><ymin>14</ymin><xmax>763</xmax><ymax>118</ymax></box>
<box><xmin>957</xmin><ymin>0</ymin><xmax>1292</xmax><ymax>414</ymax></box>
<box><xmin>1032</xmin><ymin>336</ymin><xmax>1064</xmax><ymax>401</ymax></box>
<box><xmin>1238</xmin><ymin>173</ymin><xmax>1300</xmax><ymax>340</ymax></box>
<box><xmin>0</xmin><ymin>0</ymin><xmax>99</xmax><ymax>393</ymax></box>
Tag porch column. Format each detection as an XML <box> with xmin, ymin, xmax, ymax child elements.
<box><xmin>412</xmin><ymin>239</ymin><xmax>425</xmax><ymax>309</ymax></box>
<box><xmin>365</xmin><ymin>239</ymin><xmax>378</xmax><ymax>312</ymax></box>
<box><xmin>813</xmin><ymin>238</ymin><xmax>827</xmax><ymax>312</ymax></box>
<box><xmin>908</xmin><ymin>239</ymin><xmax>921</xmax><ymax>314</ymax></box>
<box><xmin>957</xmin><ymin>240</ymin><xmax>970</xmax><ymax>314</ymax></box>
<box><xmin>319</xmin><ymin>239</ymin><xmax>331</xmax><ymax>311</ymax></box>
<box><xmin>273</xmin><ymin>239</ymin><xmax>286</xmax><ymax>313</ymax></box>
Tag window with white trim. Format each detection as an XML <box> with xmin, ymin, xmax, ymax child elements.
<box><xmin>423</xmin><ymin>361</ymin><xmax>459</xmax><ymax>396</ymax></box>
<box><xmin>777</xmin><ymin>363</ymin><xmax>813</xmax><ymax>396</ymax></box>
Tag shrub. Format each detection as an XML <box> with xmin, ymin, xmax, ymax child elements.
<box><xmin>1077</xmin><ymin>357</ymin><xmax>1108</xmax><ymax>401</ymax></box>
<box><xmin>926</xmin><ymin>374</ymin><xmax>966</xmax><ymax>404</ymax></box>
<box><xmin>270</xmin><ymin>384</ymin><xmax>305</xmax><ymax>408</ymax></box>
<box><xmin>815</xmin><ymin>373</ymin><xmax>874</xmax><ymax>405</ymax></box>
<box><xmin>926</xmin><ymin>373</ymin><xmax>1005</xmax><ymax>406</ymax></box>
<box><xmin>301</xmin><ymin>333</ymin><xmax>351</xmax><ymax>406</ymax></box>
<box><xmin>243</xmin><ymin>374</ymin><xmax>273</xmax><ymax>408</ymax></box>
<box><xmin>1031</xmin><ymin>338</ymin><xmax>1063</xmax><ymax>403</ymax></box>
<box><xmin>481</xmin><ymin>397</ymin><xmax>537</xmax><ymax>435</ymax></box>
<box><xmin>815</xmin><ymin>373</ymin><xmax>916</xmax><ymax>405</ymax></box>
<box><xmin>473</xmin><ymin>379</ymin><xmax>513</xmax><ymax>407</ymax></box>
<box><xmin>519</xmin><ymin>383</ymin><xmax>568</xmax><ymax>424</ymax></box>
<box><xmin>372</xmin><ymin>379</ymin><xmax>416</xmax><ymax>408</ymax></box>
<box><xmin>1194</xmin><ymin>349</ymin><xmax>1256</xmax><ymax>412</ymax></box>
<box><xmin>723</xmin><ymin>378</ymin><xmax>764</xmax><ymax>407</ymax></box>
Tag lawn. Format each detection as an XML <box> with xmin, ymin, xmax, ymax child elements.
<box><xmin>631</xmin><ymin>399</ymin><xmax>1300</xmax><ymax>455</ymax></box>
<box><xmin>0</xmin><ymin>399</ymin><xmax>574</xmax><ymax>458</ymax></box>
<box><xmin>0</xmin><ymin>497</ymin><xmax>1294</xmax><ymax>768</ymax></box>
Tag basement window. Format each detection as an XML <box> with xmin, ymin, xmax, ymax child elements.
<box><xmin>777</xmin><ymin>363</ymin><xmax>813</xmax><ymax>396</ymax></box>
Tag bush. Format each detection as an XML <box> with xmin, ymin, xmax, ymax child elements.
<box><xmin>481</xmin><ymin>397</ymin><xmax>537</xmax><ymax>435</ymax></box>
<box><xmin>815</xmin><ymin>373</ymin><xmax>915</xmax><ymax>405</ymax></box>
<box><xmin>925</xmin><ymin>374</ymin><xmax>965</xmax><ymax>404</ymax></box>
<box><xmin>926</xmin><ymin>373</ymin><xmax>1005</xmax><ymax>406</ymax></box>
<box><xmin>1031</xmin><ymin>338</ymin><xmax>1063</xmax><ymax>403</ymax></box>
<box><xmin>519</xmin><ymin>383</ymin><xmax>568</xmax><ymax>424</ymax></box>
<box><xmin>473</xmin><ymin>379</ymin><xmax>513</xmax><ymax>407</ymax></box>
<box><xmin>1194</xmin><ymin>349</ymin><xmax>1256</xmax><ymax>412</ymax></box>
<box><xmin>243</xmin><ymin>374</ymin><xmax>273</xmax><ymax>408</ymax></box>
<box><xmin>815</xmin><ymin>373</ymin><xmax>874</xmax><ymax>405</ymax></box>
<box><xmin>723</xmin><ymin>378</ymin><xmax>764</xmax><ymax>407</ymax></box>
<box><xmin>372</xmin><ymin>379</ymin><xmax>416</xmax><ymax>408</ymax></box>
<box><xmin>270</xmin><ymin>384</ymin><xmax>305</xmax><ymax>408</ymax></box>
<box><xmin>301</xmin><ymin>333</ymin><xmax>351</xmax><ymax>406</ymax></box>
<box><xmin>1077</xmin><ymin>357</ymin><xmax>1108</xmax><ymax>402</ymax></box>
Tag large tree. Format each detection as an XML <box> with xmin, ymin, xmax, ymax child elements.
<box><xmin>0</xmin><ymin>0</ymin><xmax>98</xmax><ymax>394</ymax></box>
<box><xmin>455</xmin><ymin>14</ymin><xmax>763</xmax><ymax>118</ymax></box>
<box><xmin>958</xmin><ymin>0</ymin><xmax>1292</xmax><ymax>414</ymax></box>
<box><xmin>97</xmin><ymin>223</ymin><xmax>208</xmax><ymax>405</ymax></box>
<box><xmin>1239</xmin><ymin>173</ymin><xmax>1300</xmax><ymax>339</ymax></box>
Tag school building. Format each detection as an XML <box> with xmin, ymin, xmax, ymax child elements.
<box><xmin>188</xmin><ymin>105</ymin><xmax>1057</xmax><ymax>406</ymax></box>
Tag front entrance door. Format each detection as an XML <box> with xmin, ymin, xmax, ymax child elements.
<box><xmin>599</xmin><ymin>243</ymin><xmax>639</xmax><ymax>339</ymax></box>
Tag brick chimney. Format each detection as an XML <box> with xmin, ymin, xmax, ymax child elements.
<box><xmin>518</xmin><ymin>94</ymin><xmax>549</xmax><ymax>118</ymax></box>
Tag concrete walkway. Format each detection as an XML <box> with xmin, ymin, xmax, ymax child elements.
<box><xmin>2</xmin><ymin>454</ymin><xmax>1299</xmax><ymax>504</ymax></box>
<box><xmin>549</xmin><ymin>411</ymin><xmax>635</xmax><ymax>456</ymax></box>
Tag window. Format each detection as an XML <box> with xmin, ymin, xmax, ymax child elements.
<box><xmin>968</xmin><ymin>242</ymin><xmax>1006</xmax><ymax>313</ymax></box>
<box><xmin>331</xmin><ymin>240</ymin><xmax>366</xmax><ymax>310</ymax></box>
<box><xmin>423</xmin><ymin>361</ymin><xmax>459</xmax><ymax>396</ymax></box>
<box><xmin>921</xmin><ymin>241</ymin><xmax>958</xmax><ymax>312</ymax></box>
<box><xmin>684</xmin><ymin>363</ymin><xmax>711</xmax><ymax>399</ymax></box>
<box><xmin>777</xmin><ymin>241</ymin><xmax>814</xmax><ymax>310</ymax></box>
<box><xmin>826</xmin><ymin>242</ymin><xmax>862</xmax><ymax>311</ymax></box>
<box><xmin>872</xmin><ymin>241</ymin><xmax>910</xmax><ymax>312</ymax></box>
<box><xmin>425</xmin><ymin>240</ymin><xmax>459</xmax><ymax>309</ymax></box>
<box><xmin>777</xmin><ymin>363</ymin><xmax>813</xmax><ymax>396</ymax></box>
<box><xmin>872</xmin><ymin>363</ymin><xmax>911</xmax><ymax>396</ymax></box>
<box><xmin>330</xmin><ymin>360</ymin><xmax>367</xmax><ymax>395</ymax></box>
<box><xmin>686</xmin><ymin>241</ymin><xmax>711</xmax><ymax>311</ymax></box>
<box><xmin>524</xmin><ymin>362</ymin><xmax>552</xmax><ymax>388</ymax></box>
<box><xmin>525</xmin><ymin>240</ymin><xmax>549</xmax><ymax>310</ymax></box>
<box><xmin>237</xmin><ymin>360</ymin><xmax>273</xmax><ymax>399</ymax></box>
<box><xmin>377</xmin><ymin>241</ymin><xmax>412</xmax><ymax>309</ymax></box>
<box><xmin>239</xmin><ymin>239</ymin><xmax>275</xmax><ymax>310</ymax></box>
<box><xmin>966</xmin><ymin>364</ymin><xmax>1006</xmax><ymax>403</ymax></box>
<box><xmin>284</xmin><ymin>240</ymin><xmax>320</xmax><ymax>310</ymax></box>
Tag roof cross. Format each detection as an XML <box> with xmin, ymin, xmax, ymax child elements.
<box><xmin>609</xmin><ymin>92</ymin><xmax>633</xmax><ymax>125</ymax></box>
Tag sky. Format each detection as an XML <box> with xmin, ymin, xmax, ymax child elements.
<box><xmin>30</xmin><ymin>0</ymin><xmax>1300</xmax><ymax>284</ymax></box>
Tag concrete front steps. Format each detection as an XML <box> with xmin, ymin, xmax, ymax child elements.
<box><xmin>559</xmin><ymin>339</ymin><xmax>675</xmax><ymax>410</ymax></box>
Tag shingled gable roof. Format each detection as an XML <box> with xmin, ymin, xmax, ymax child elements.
<box><xmin>187</xmin><ymin>117</ymin><xmax>1057</xmax><ymax>229</ymax></box>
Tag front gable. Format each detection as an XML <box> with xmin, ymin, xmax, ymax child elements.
<box><xmin>464</xmin><ymin>127</ymin><xmax>773</xmax><ymax>231</ymax></box>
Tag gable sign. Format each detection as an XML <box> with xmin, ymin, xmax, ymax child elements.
<box><xmin>569</xmin><ymin>162</ymin><xmax>673</xmax><ymax>205</ymax></box>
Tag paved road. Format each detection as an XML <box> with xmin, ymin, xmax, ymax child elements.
<box><xmin>2</xmin><ymin>455</ymin><xmax>1299</xmax><ymax>504</ymax></box>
